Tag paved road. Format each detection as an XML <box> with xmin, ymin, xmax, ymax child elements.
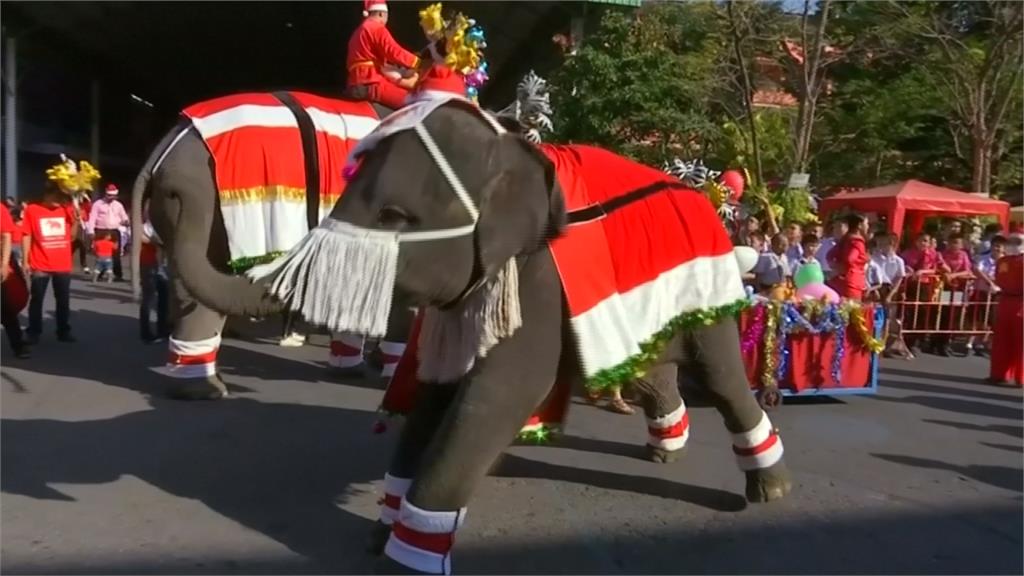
<box><xmin>2</xmin><ymin>280</ymin><xmax>1021</xmax><ymax>574</ymax></box>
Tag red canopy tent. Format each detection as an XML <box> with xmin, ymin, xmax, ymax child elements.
<box><xmin>818</xmin><ymin>179</ymin><xmax>1010</xmax><ymax>237</ymax></box>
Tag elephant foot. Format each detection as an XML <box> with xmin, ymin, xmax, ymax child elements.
<box><xmin>644</xmin><ymin>444</ymin><xmax>687</xmax><ymax>463</ymax></box>
<box><xmin>744</xmin><ymin>460</ymin><xmax>793</xmax><ymax>503</ymax></box>
<box><xmin>373</xmin><ymin>552</ymin><xmax>424</xmax><ymax>575</ymax></box>
<box><xmin>167</xmin><ymin>375</ymin><xmax>229</xmax><ymax>401</ymax></box>
<box><xmin>329</xmin><ymin>364</ymin><xmax>366</xmax><ymax>379</ymax></box>
<box><xmin>366</xmin><ymin>521</ymin><xmax>392</xmax><ymax>556</ymax></box>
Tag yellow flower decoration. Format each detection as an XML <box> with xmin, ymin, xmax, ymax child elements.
<box><xmin>46</xmin><ymin>155</ymin><xmax>101</xmax><ymax>194</ymax></box>
<box><xmin>419</xmin><ymin>3</ymin><xmax>444</xmax><ymax>40</ymax></box>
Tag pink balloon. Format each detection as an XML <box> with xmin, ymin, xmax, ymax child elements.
<box><xmin>795</xmin><ymin>283</ymin><xmax>841</xmax><ymax>304</ymax></box>
<box><xmin>721</xmin><ymin>170</ymin><xmax>745</xmax><ymax>202</ymax></box>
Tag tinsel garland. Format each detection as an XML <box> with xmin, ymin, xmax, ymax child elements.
<box><xmin>763</xmin><ymin>300</ymin><xmax>883</xmax><ymax>387</ymax></box>
<box><xmin>517</xmin><ymin>424</ymin><xmax>561</xmax><ymax>443</ymax></box>
<box><xmin>740</xmin><ymin>303</ymin><xmax>766</xmax><ymax>355</ymax></box>
<box><xmin>760</xmin><ymin>301</ymin><xmax>780</xmax><ymax>390</ymax></box>
<box><xmin>585</xmin><ymin>298</ymin><xmax>750</xmax><ymax>392</ymax></box>
<box><xmin>228</xmin><ymin>252</ymin><xmax>285</xmax><ymax>274</ymax></box>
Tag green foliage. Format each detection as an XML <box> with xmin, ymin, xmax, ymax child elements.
<box><xmin>549</xmin><ymin>2</ymin><xmax>723</xmax><ymax>165</ymax></box>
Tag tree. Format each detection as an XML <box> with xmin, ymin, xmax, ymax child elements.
<box><xmin>548</xmin><ymin>2</ymin><xmax>725</xmax><ymax>165</ymax></box>
<box><xmin>885</xmin><ymin>0</ymin><xmax>1024</xmax><ymax>197</ymax></box>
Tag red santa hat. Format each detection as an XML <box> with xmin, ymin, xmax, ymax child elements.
<box><xmin>363</xmin><ymin>0</ymin><xmax>388</xmax><ymax>17</ymax></box>
<box><xmin>104</xmin><ymin>183</ymin><xmax>119</xmax><ymax>196</ymax></box>
<box><xmin>408</xmin><ymin>65</ymin><xmax>468</xmax><ymax>104</ymax></box>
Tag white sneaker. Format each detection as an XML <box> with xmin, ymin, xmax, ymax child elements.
<box><xmin>279</xmin><ymin>333</ymin><xmax>306</xmax><ymax>347</ymax></box>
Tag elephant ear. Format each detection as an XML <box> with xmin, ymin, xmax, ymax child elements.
<box><xmin>475</xmin><ymin>134</ymin><xmax>566</xmax><ymax>279</ymax></box>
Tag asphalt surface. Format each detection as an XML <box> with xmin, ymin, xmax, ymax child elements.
<box><xmin>2</xmin><ymin>279</ymin><xmax>1022</xmax><ymax>574</ymax></box>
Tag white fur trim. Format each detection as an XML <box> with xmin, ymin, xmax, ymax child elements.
<box><xmin>379</xmin><ymin>341</ymin><xmax>406</xmax><ymax>356</ymax></box>
<box><xmin>735</xmin><ymin>437</ymin><xmax>784</xmax><ymax>471</ymax></box>
<box><xmin>336</xmin><ymin>333</ymin><xmax>366</xmax><ymax>349</ymax></box>
<box><xmin>384</xmin><ymin>474</ymin><xmax>412</xmax><ymax>498</ymax></box>
<box><xmin>168</xmin><ymin>334</ymin><xmax>221</xmax><ymax>356</ymax></box>
<box><xmin>569</xmin><ymin>251</ymin><xmax>746</xmax><ymax>379</ymax></box>
<box><xmin>647</xmin><ymin>401</ymin><xmax>686</xmax><ymax>430</ymax></box>
<box><xmin>380</xmin><ymin>363</ymin><xmax>398</xmax><ymax>378</ymax></box>
<box><xmin>384</xmin><ymin>534</ymin><xmax>450</xmax><ymax>575</ymax></box>
<box><xmin>156</xmin><ymin>362</ymin><xmax>218</xmax><ymax>380</ymax></box>
<box><xmin>328</xmin><ymin>353</ymin><xmax>364</xmax><ymax>369</ymax></box>
<box><xmin>366</xmin><ymin>3</ymin><xmax>387</xmax><ymax>12</ymax></box>
<box><xmin>398</xmin><ymin>499</ymin><xmax>466</xmax><ymax>534</ymax></box>
<box><xmin>380</xmin><ymin>474</ymin><xmax>412</xmax><ymax>525</ymax></box>
<box><xmin>732</xmin><ymin>412</ymin><xmax>773</xmax><ymax>448</ymax></box>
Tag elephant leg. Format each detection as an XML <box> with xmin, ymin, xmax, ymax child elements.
<box><xmin>368</xmin><ymin>383</ymin><xmax>459</xmax><ymax>556</ymax></box>
<box><xmin>631</xmin><ymin>360</ymin><xmax>689</xmax><ymax>464</ymax></box>
<box><xmin>328</xmin><ymin>332</ymin><xmax>366</xmax><ymax>376</ymax></box>
<box><xmin>683</xmin><ymin>316</ymin><xmax>792</xmax><ymax>503</ymax></box>
<box><xmin>159</xmin><ymin>270</ymin><xmax>228</xmax><ymax>400</ymax></box>
<box><xmin>378</xmin><ymin>305</ymin><xmax>416</xmax><ymax>380</ymax></box>
<box><xmin>377</xmin><ymin>253</ymin><xmax>564</xmax><ymax>575</ymax></box>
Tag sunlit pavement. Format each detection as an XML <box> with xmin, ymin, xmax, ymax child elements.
<box><xmin>2</xmin><ymin>279</ymin><xmax>1021</xmax><ymax>574</ymax></box>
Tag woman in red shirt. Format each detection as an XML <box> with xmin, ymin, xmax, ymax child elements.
<box><xmin>827</xmin><ymin>213</ymin><xmax>870</xmax><ymax>300</ymax></box>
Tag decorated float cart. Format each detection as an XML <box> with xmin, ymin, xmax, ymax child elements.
<box><xmin>664</xmin><ymin>160</ymin><xmax>884</xmax><ymax>410</ymax></box>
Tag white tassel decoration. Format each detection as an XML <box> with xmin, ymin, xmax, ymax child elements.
<box><xmin>417</xmin><ymin>257</ymin><xmax>522</xmax><ymax>383</ymax></box>
<box><xmin>248</xmin><ymin>220</ymin><xmax>399</xmax><ymax>338</ymax></box>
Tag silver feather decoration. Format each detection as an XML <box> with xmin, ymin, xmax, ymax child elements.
<box><xmin>495</xmin><ymin>70</ymin><xmax>553</xmax><ymax>142</ymax></box>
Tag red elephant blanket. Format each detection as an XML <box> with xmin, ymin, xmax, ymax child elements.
<box><xmin>382</xmin><ymin>144</ymin><xmax>747</xmax><ymax>437</ymax></box>
<box><xmin>182</xmin><ymin>92</ymin><xmax>380</xmax><ymax>270</ymax></box>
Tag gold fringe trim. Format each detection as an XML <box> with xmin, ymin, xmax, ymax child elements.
<box><xmin>218</xmin><ymin>185</ymin><xmax>340</xmax><ymax>206</ymax></box>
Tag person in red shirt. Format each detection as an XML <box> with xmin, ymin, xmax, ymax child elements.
<box><xmin>346</xmin><ymin>0</ymin><xmax>421</xmax><ymax>109</ymax></box>
<box><xmin>988</xmin><ymin>231</ymin><xmax>1023</xmax><ymax>387</ymax></box>
<box><xmin>22</xmin><ymin>184</ymin><xmax>79</xmax><ymax>343</ymax></box>
<box><xmin>826</xmin><ymin>213</ymin><xmax>870</xmax><ymax>300</ymax></box>
<box><xmin>91</xmin><ymin>230</ymin><xmax>117</xmax><ymax>282</ymax></box>
<box><xmin>1</xmin><ymin>202</ymin><xmax>29</xmax><ymax>358</ymax></box>
<box><xmin>139</xmin><ymin>200</ymin><xmax>169</xmax><ymax>343</ymax></box>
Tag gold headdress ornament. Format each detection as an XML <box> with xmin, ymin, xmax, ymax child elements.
<box><xmin>419</xmin><ymin>3</ymin><xmax>489</xmax><ymax>100</ymax></box>
<box><xmin>46</xmin><ymin>154</ymin><xmax>101</xmax><ymax>195</ymax></box>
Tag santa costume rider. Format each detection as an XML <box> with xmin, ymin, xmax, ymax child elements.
<box><xmin>346</xmin><ymin>0</ymin><xmax>422</xmax><ymax>109</ymax></box>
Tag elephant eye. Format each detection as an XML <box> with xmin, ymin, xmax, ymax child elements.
<box><xmin>377</xmin><ymin>205</ymin><xmax>412</xmax><ymax>229</ymax></box>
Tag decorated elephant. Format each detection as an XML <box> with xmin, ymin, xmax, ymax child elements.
<box><xmin>130</xmin><ymin>68</ymin><xmax>556</xmax><ymax>400</ymax></box>
<box><xmin>127</xmin><ymin>92</ymin><xmax>419</xmax><ymax>399</ymax></box>
<box><xmin>245</xmin><ymin>95</ymin><xmax>791</xmax><ymax>574</ymax></box>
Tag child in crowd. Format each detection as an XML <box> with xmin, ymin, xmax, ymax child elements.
<box><xmin>941</xmin><ymin>235</ymin><xmax>974</xmax><ymax>282</ymax></box>
<box><xmin>866</xmin><ymin>232</ymin><xmax>911</xmax><ymax>358</ymax></box>
<box><xmin>751</xmin><ymin>233</ymin><xmax>791</xmax><ymax>293</ymax></box>
<box><xmin>92</xmin><ymin>231</ymin><xmax>117</xmax><ymax>283</ymax></box>
<box><xmin>970</xmin><ymin>234</ymin><xmax>1005</xmax><ymax>357</ymax></box>
<box><xmin>784</xmin><ymin>222</ymin><xmax>803</xmax><ymax>269</ymax></box>
<box><xmin>792</xmin><ymin>233</ymin><xmax>820</xmax><ymax>278</ymax></box>
<box><xmin>900</xmin><ymin>233</ymin><xmax>948</xmax><ymax>354</ymax></box>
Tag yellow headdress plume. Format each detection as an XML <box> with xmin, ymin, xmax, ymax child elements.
<box><xmin>46</xmin><ymin>154</ymin><xmax>101</xmax><ymax>195</ymax></box>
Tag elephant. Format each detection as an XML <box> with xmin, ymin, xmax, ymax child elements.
<box><xmin>231</xmin><ymin>98</ymin><xmax>793</xmax><ymax>574</ymax></box>
<box><xmin>128</xmin><ymin>94</ymin><xmax>416</xmax><ymax>400</ymax></box>
<box><xmin>130</xmin><ymin>72</ymin><xmax>558</xmax><ymax>401</ymax></box>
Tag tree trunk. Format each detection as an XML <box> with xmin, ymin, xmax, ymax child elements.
<box><xmin>971</xmin><ymin>136</ymin><xmax>986</xmax><ymax>195</ymax></box>
<box><xmin>726</xmin><ymin>0</ymin><xmax>765</xmax><ymax>185</ymax></box>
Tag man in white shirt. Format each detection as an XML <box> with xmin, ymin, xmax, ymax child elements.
<box><xmin>867</xmin><ymin>232</ymin><xmax>907</xmax><ymax>294</ymax></box>
<box><xmin>752</xmin><ymin>233</ymin><xmax>791</xmax><ymax>292</ymax></box>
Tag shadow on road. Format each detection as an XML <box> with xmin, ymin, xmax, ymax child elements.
<box><xmin>873</xmin><ymin>393</ymin><xmax>1024</xmax><ymax>421</ymax></box>
<box><xmin>872</xmin><ymin>453</ymin><xmax>1023</xmax><ymax>493</ymax></box>
<box><xmin>880</xmin><ymin>366</ymin><xmax>988</xmax><ymax>387</ymax></box>
<box><xmin>883</xmin><ymin>378</ymin><xmax>1023</xmax><ymax>405</ymax></box>
<box><xmin>923</xmin><ymin>418</ymin><xmax>1024</xmax><ymax>439</ymax></box>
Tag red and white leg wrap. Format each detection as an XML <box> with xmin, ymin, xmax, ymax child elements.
<box><xmin>379</xmin><ymin>341</ymin><xmax>406</xmax><ymax>378</ymax></box>
<box><xmin>732</xmin><ymin>411</ymin><xmax>784</xmax><ymax>471</ymax></box>
<box><xmin>647</xmin><ymin>401</ymin><xmax>690</xmax><ymax>451</ymax></box>
<box><xmin>384</xmin><ymin>499</ymin><xmax>466</xmax><ymax>575</ymax></box>
<box><xmin>159</xmin><ymin>334</ymin><xmax>220</xmax><ymax>379</ymax></box>
<box><xmin>379</xmin><ymin>473</ymin><xmax>412</xmax><ymax>526</ymax></box>
<box><xmin>328</xmin><ymin>333</ymin><xmax>364</xmax><ymax>369</ymax></box>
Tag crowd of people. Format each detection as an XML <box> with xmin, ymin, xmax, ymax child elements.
<box><xmin>0</xmin><ymin>177</ymin><xmax>170</xmax><ymax>360</ymax></box>
<box><xmin>732</xmin><ymin>210</ymin><xmax>1023</xmax><ymax>386</ymax></box>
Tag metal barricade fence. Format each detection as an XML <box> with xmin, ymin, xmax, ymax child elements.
<box><xmin>896</xmin><ymin>273</ymin><xmax>996</xmax><ymax>338</ymax></box>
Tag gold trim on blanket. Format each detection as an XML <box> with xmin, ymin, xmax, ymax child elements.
<box><xmin>218</xmin><ymin>185</ymin><xmax>341</xmax><ymax>205</ymax></box>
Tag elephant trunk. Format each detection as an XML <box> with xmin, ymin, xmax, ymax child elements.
<box><xmin>171</xmin><ymin>180</ymin><xmax>282</xmax><ymax>319</ymax></box>
<box><xmin>130</xmin><ymin>141</ymin><xmax>160</xmax><ymax>302</ymax></box>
